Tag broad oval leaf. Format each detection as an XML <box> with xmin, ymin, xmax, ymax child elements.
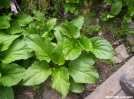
<box><xmin>111</xmin><ymin>1</ymin><xmax>122</xmax><ymax>15</ymax></box>
<box><xmin>52</xmin><ymin>67</ymin><xmax>70</xmax><ymax>98</ymax></box>
<box><xmin>0</xmin><ymin>30</ymin><xmax>20</xmax><ymax>51</ymax></box>
<box><xmin>1</xmin><ymin>39</ymin><xmax>33</xmax><ymax>63</ymax></box>
<box><xmin>54</xmin><ymin>27</ymin><xmax>65</xmax><ymax>42</ymax></box>
<box><xmin>69</xmin><ymin>52</ymin><xmax>99</xmax><ymax>84</ymax></box>
<box><xmin>44</xmin><ymin>18</ymin><xmax>57</xmax><ymax>32</ymax></box>
<box><xmin>26</xmin><ymin>34</ymin><xmax>55</xmax><ymax>62</ymax></box>
<box><xmin>78</xmin><ymin>35</ymin><xmax>92</xmax><ymax>51</ymax></box>
<box><xmin>104</xmin><ymin>0</ymin><xmax>114</xmax><ymax>4</ymax></box>
<box><xmin>51</xmin><ymin>42</ymin><xmax>65</xmax><ymax>66</ymax></box>
<box><xmin>70</xmin><ymin>16</ymin><xmax>84</xmax><ymax>30</ymax></box>
<box><xmin>0</xmin><ymin>15</ymin><xmax>10</xmax><ymax>29</ymax></box>
<box><xmin>16</xmin><ymin>12</ymin><xmax>33</xmax><ymax>26</ymax></box>
<box><xmin>60</xmin><ymin>21</ymin><xmax>80</xmax><ymax>38</ymax></box>
<box><xmin>69</xmin><ymin>77</ymin><xmax>84</xmax><ymax>93</ymax></box>
<box><xmin>126</xmin><ymin>0</ymin><xmax>134</xmax><ymax>9</ymax></box>
<box><xmin>0</xmin><ymin>86</ymin><xmax>14</xmax><ymax>99</ymax></box>
<box><xmin>23</xmin><ymin>60</ymin><xmax>51</xmax><ymax>85</ymax></box>
<box><xmin>6</xmin><ymin>19</ymin><xmax>22</xmax><ymax>34</ymax></box>
<box><xmin>91</xmin><ymin>37</ymin><xmax>114</xmax><ymax>59</ymax></box>
<box><xmin>0</xmin><ymin>63</ymin><xmax>26</xmax><ymax>86</ymax></box>
<box><xmin>63</xmin><ymin>38</ymin><xmax>82</xmax><ymax>60</ymax></box>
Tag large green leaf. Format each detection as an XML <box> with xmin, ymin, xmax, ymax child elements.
<box><xmin>0</xmin><ymin>15</ymin><xmax>11</xmax><ymax>29</ymax></box>
<box><xmin>26</xmin><ymin>34</ymin><xmax>55</xmax><ymax>62</ymax></box>
<box><xmin>6</xmin><ymin>19</ymin><xmax>22</xmax><ymax>34</ymax></box>
<box><xmin>1</xmin><ymin>39</ymin><xmax>33</xmax><ymax>63</ymax></box>
<box><xmin>0</xmin><ymin>86</ymin><xmax>14</xmax><ymax>99</ymax></box>
<box><xmin>0</xmin><ymin>30</ymin><xmax>20</xmax><ymax>51</ymax></box>
<box><xmin>54</xmin><ymin>27</ymin><xmax>65</xmax><ymax>42</ymax></box>
<box><xmin>65</xmin><ymin>3</ymin><xmax>78</xmax><ymax>13</ymax></box>
<box><xmin>70</xmin><ymin>16</ymin><xmax>84</xmax><ymax>30</ymax></box>
<box><xmin>33</xmin><ymin>10</ymin><xmax>45</xmax><ymax>21</ymax></box>
<box><xmin>91</xmin><ymin>37</ymin><xmax>114</xmax><ymax>59</ymax></box>
<box><xmin>0</xmin><ymin>63</ymin><xmax>26</xmax><ymax>86</ymax></box>
<box><xmin>23</xmin><ymin>60</ymin><xmax>51</xmax><ymax>85</ymax></box>
<box><xmin>0</xmin><ymin>0</ymin><xmax>10</xmax><ymax>9</ymax></box>
<box><xmin>126</xmin><ymin>0</ymin><xmax>134</xmax><ymax>9</ymax></box>
<box><xmin>78</xmin><ymin>35</ymin><xmax>92</xmax><ymax>51</ymax></box>
<box><xmin>60</xmin><ymin>21</ymin><xmax>80</xmax><ymax>38</ymax></box>
<box><xmin>52</xmin><ymin>67</ymin><xmax>69</xmax><ymax>98</ymax></box>
<box><xmin>111</xmin><ymin>1</ymin><xmax>122</xmax><ymax>15</ymax></box>
<box><xmin>69</xmin><ymin>77</ymin><xmax>84</xmax><ymax>93</ymax></box>
<box><xmin>69</xmin><ymin>52</ymin><xmax>99</xmax><ymax>83</ymax></box>
<box><xmin>44</xmin><ymin>18</ymin><xmax>57</xmax><ymax>32</ymax></box>
<box><xmin>65</xmin><ymin>0</ymin><xmax>79</xmax><ymax>3</ymax></box>
<box><xmin>63</xmin><ymin>38</ymin><xmax>82</xmax><ymax>60</ymax></box>
<box><xmin>16</xmin><ymin>12</ymin><xmax>33</xmax><ymax>26</ymax></box>
<box><xmin>51</xmin><ymin>42</ymin><xmax>65</xmax><ymax>66</ymax></box>
<box><xmin>104</xmin><ymin>0</ymin><xmax>114</xmax><ymax>4</ymax></box>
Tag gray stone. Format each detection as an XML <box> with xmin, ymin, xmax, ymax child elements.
<box><xmin>112</xmin><ymin>44</ymin><xmax>129</xmax><ymax>63</ymax></box>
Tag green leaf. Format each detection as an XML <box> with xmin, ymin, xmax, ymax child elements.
<box><xmin>129</xmin><ymin>7</ymin><xmax>134</xmax><ymax>16</ymax></box>
<box><xmin>22</xmin><ymin>27</ymin><xmax>35</xmax><ymax>36</ymax></box>
<box><xmin>65</xmin><ymin>3</ymin><xmax>78</xmax><ymax>13</ymax></box>
<box><xmin>107</xmin><ymin>14</ymin><xmax>114</xmax><ymax>19</ymax></box>
<box><xmin>42</xmin><ymin>31</ymin><xmax>54</xmax><ymax>41</ymax></box>
<box><xmin>104</xmin><ymin>0</ymin><xmax>114</xmax><ymax>4</ymax></box>
<box><xmin>111</xmin><ymin>1</ymin><xmax>122</xmax><ymax>15</ymax></box>
<box><xmin>0</xmin><ymin>30</ymin><xmax>20</xmax><ymax>51</ymax></box>
<box><xmin>0</xmin><ymin>0</ymin><xmax>10</xmax><ymax>9</ymax></box>
<box><xmin>1</xmin><ymin>39</ymin><xmax>33</xmax><ymax>63</ymax></box>
<box><xmin>52</xmin><ymin>67</ymin><xmax>69</xmax><ymax>98</ymax></box>
<box><xmin>33</xmin><ymin>10</ymin><xmax>45</xmax><ymax>21</ymax></box>
<box><xmin>0</xmin><ymin>15</ymin><xmax>10</xmax><ymax>29</ymax></box>
<box><xmin>69</xmin><ymin>52</ymin><xmax>99</xmax><ymax>83</ymax></box>
<box><xmin>0</xmin><ymin>63</ymin><xmax>26</xmax><ymax>86</ymax></box>
<box><xmin>26</xmin><ymin>34</ymin><xmax>55</xmax><ymax>62</ymax></box>
<box><xmin>0</xmin><ymin>86</ymin><xmax>14</xmax><ymax>99</ymax></box>
<box><xmin>78</xmin><ymin>35</ymin><xmax>92</xmax><ymax>51</ymax></box>
<box><xmin>100</xmin><ymin>12</ymin><xmax>110</xmax><ymax>21</ymax></box>
<box><xmin>6</xmin><ymin>19</ymin><xmax>22</xmax><ymax>34</ymax></box>
<box><xmin>69</xmin><ymin>77</ymin><xmax>84</xmax><ymax>93</ymax></box>
<box><xmin>63</xmin><ymin>38</ymin><xmax>82</xmax><ymax>60</ymax></box>
<box><xmin>44</xmin><ymin>18</ymin><xmax>57</xmax><ymax>32</ymax></box>
<box><xmin>54</xmin><ymin>27</ymin><xmax>65</xmax><ymax>42</ymax></box>
<box><xmin>23</xmin><ymin>60</ymin><xmax>51</xmax><ymax>85</ymax></box>
<box><xmin>70</xmin><ymin>16</ymin><xmax>84</xmax><ymax>30</ymax></box>
<box><xmin>60</xmin><ymin>21</ymin><xmax>80</xmax><ymax>38</ymax></box>
<box><xmin>91</xmin><ymin>37</ymin><xmax>114</xmax><ymax>59</ymax></box>
<box><xmin>16</xmin><ymin>12</ymin><xmax>33</xmax><ymax>26</ymax></box>
<box><xmin>126</xmin><ymin>0</ymin><xmax>134</xmax><ymax>9</ymax></box>
<box><xmin>65</xmin><ymin>0</ymin><xmax>79</xmax><ymax>3</ymax></box>
<box><xmin>124</xmin><ymin>15</ymin><xmax>131</xmax><ymax>23</ymax></box>
<box><xmin>51</xmin><ymin>41</ymin><xmax>65</xmax><ymax>66</ymax></box>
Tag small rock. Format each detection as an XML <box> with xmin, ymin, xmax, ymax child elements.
<box><xmin>112</xmin><ymin>44</ymin><xmax>129</xmax><ymax>63</ymax></box>
<box><xmin>98</xmin><ymin>31</ymin><xmax>102</xmax><ymax>36</ymax></box>
<box><xmin>112</xmin><ymin>56</ymin><xmax>122</xmax><ymax>63</ymax></box>
<box><xmin>85</xmin><ymin>84</ymin><xmax>97</xmax><ymax>91</ymax></box>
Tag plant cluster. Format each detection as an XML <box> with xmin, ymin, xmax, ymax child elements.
<box><xmin>100</xmin><ymin>0</ymin><xmax>134</xmax><ymax>34</ymax></box>
<box><xmin>0</xmin><ymin>0</ymin><xmax>114</xmax><ymax>99</ymax></box>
